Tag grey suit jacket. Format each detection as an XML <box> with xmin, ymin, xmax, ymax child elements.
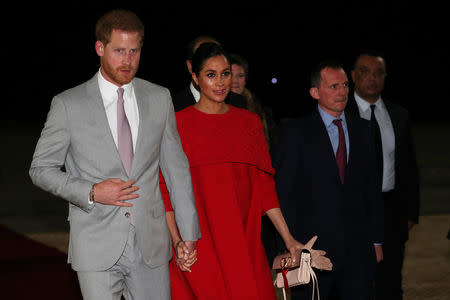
<box><xmin>29</xmin><ymin>73</ymin><xmax>201</xmax><ymax>271</ymax></box>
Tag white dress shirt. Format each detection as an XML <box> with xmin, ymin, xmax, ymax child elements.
<box><xmin>317</xmin><ymin>105</ymin><xmax>350</xmax><ymax>162</ymax></box>
<box><xmin>88</xmin><ymin>71</ymin><xmax>140</xmax><ymax>209</ymax></box>
<box><xmin>354</xmin><ymin>92</ymin><xmax>395</xmax><ymax>192</ymax></box>
<box><xmin>98</xmin><ymin>70</ymin><xmax>139</xmax><ymax>151</ymax></box>
<box><xmin>190</xmin><ymin>82</ymin><xmax>201</xmax><ymax>102</ymax></box>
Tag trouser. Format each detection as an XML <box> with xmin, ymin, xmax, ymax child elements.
<box><xmin>375</xmin><ymin>190</ymin><xmax>407</xmax><ymax>300</ymax></box>
<box><xmin>77</xmin><ymin>225</ymin><xmax>170</xmax><ymax>300</ymax></box>
<box><xmin>374</xmin><ymin>241</ymin><xmax>405</xmax><ymax>300</ymax></box>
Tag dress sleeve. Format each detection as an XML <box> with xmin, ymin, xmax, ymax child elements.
<box><xmin>247</xmin><ymin>111</ymin><xmax>279</xmax><ymax>214</ymax></box>
<box><xmin>258</xmin><ymin>170</ymin><xmax>280</xmax><ymax>214</ymax></box>
<box><xmin>159</xmin><ymin>169</ymin><xmax>173</xmax><ymax>212</ymax></box>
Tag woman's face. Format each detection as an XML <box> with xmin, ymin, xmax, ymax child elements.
<box><xmin>193</xmin><ymin>55</ymin><xmax>231</xmax><ymax>103</ymax></box>
<box><xmin>231</xmin><ymin>64</ymin><xmax>246</xmax><ymax>95</ymax></box>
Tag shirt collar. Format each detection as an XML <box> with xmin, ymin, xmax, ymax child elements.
<box><xmin>98</xmin><ymin>70</ymin><xmax>132</xmax><ymax>104</ymax></box>
<box><xmin>190</xmin><ymin>81</ymin><xmax>201</xmax><ymax>102</ymax></box>
<box><xmin>354</xmin><ymin>91</ymin><xmax>383</xmax><ymax>112</ymax></box>
<box><xmin>318</xmin><ymin>105</ymin><xmax>347</xmax><ymax>128</ymax></box>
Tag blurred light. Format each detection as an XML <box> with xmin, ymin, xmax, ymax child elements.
<box><xmin>271</xmin><ymin>77</ymin><xmax>278</xmax><ymax>84</ymax></box>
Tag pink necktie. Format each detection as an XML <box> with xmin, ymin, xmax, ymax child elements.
<box><xmin>333</xmin><ymin>119</ymin><xmax>347</xmax><ymax>184</ymax></box>
<box><xmin>117</xmin><ymin>88</ymin><xmax>133</xmax><ymax>176</ymax></box>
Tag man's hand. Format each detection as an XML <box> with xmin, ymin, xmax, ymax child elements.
<box><xmin>93</xmin><ymin>178</ymin><xmax>139</xmax><ymax>206</ymax></box>
<box><xmin>184</xmin><ymin>240</ymin><xmax>197</xmax><ymax>253</ymax></box>
<box><xmin>174</xmin><ymin>240</ymin><xmax>197</xmax><ymax>272</ymax></box>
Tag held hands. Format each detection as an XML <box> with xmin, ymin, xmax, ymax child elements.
<box><xmin>92</xmin><ymin>178</ymin><xmax>139</xmax><ymax>206</ymax></box>
<box><xmin>174</xmin><ymin>240</ymin><xmax>198</xmax><ymax>272</ymax></box>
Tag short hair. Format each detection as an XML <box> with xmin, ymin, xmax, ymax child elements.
<box><xmin>230</xmin><ymin>53</ymin><xmax>249</xmax><ymax>78</ymax></box>
<box><xmin>191</xmin><ymin>43</ymin><xmax>231</xmax><ymax>76</ymax></box>
<box><xmin>95</xmin><ymin>9</ymin><xmax>144</xmax><ymax>45</ymax></box>
<box><xmin>352</xmin><ymin>50</ymin><xmax>386</xmax><ymax>71</ymax></box>
<box><xmin>310</xmin><ymin>59</ymin><xmax>345</xmax><ymax>88</ymax></box>
<box><xmin>186</xmin><ymin>35</ymin><xmax>220</xmax><ymax>60</ymax></box>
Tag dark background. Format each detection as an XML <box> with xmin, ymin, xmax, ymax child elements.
<box><xmin>5</xmin><ymin>2</ymin><xmax>449</xmax><ymax>126</ymax></box>
<box><xmin>1</xmin><ymin>7</ymin><xmax>449</xmax><ymax>299</ymax></box>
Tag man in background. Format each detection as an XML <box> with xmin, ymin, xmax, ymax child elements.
<box><xmin>274</xmin><ymin>60</ymin><xmax>383</xmax><ymax>299</ymax></box>
<box><xmin>346</xmin><ymin>51</ymin><xmax>420</xmax><ymax>300</ymax></box>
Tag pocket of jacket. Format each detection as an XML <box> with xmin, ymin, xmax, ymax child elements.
<box><xmin>152</xmin><ymin>202</ymin><xmax>165</xmax><ymax>218</ymax></box>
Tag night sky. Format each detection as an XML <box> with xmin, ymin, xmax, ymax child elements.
<box><xmin>6</xmin><ymin>2</ymin><xmax>449</xmax><ymax>125</ymax></box>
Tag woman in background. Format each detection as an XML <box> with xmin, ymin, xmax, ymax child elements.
<box><xmin>230</xmin><ymin>52</ymin><xmax>273</xmax><ymax>151</ymax></box>
<box><xmin>160</xmin><ymin>43</ymin><xmax>329</xmax><ymax>300</ymax></box>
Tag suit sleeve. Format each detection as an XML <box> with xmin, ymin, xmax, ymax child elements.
<box><xmin>159</xmin><ymin>169</ymin><xmax>173</xmax><ymax>212</ymax></box>
<box><xmin>159</xmin><ymin>93</ymin><xmax>201</xmax><ymax>241</ymax></box>
<box><xmin>273</xmin><ymin>122</ymin><xmax>299</xmax><ymax>228</ymax></box>
<box><xmin>29</xmin><ymin>96</ymin><xmax>93</xmax><ymax>212</ymax></box>
<box><xmin>401</xmin><ymin>112</ymin><xmax>420</xmax><ymax>223</ymax></box>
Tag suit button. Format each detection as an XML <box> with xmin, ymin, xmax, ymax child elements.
<box><xmin>125</xmin><ymin>212</ymin><xmax>130</xmax><ymax>218</ymax></box>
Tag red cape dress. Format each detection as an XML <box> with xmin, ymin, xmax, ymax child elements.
<box><xmin>161</xmin><ymin>105</ymin><xmax>279</xmax><ymax>300</ymax></box>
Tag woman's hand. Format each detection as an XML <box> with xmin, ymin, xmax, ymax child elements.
<box><xmin>284</xmin><ymin>238</ymin><xmax>303</xmax><ymax>263</ymax></box>
<box><xmin>174</xmin><ymin>240</ymin><xmax>198</xmax><ymax>272</ymax></box>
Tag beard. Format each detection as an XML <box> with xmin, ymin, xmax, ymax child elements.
<box><xmin>102</xmin><ymin>61</ymin><xmax>138</xmax><ymax>86</ymax></box>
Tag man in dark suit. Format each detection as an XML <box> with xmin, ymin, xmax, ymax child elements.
<box><xmin>274</xmin><ymin>60</ymin><xmax>383</xmax><ymax>299</ymax></box>
<box><xmin>346</xmin><ymin>51</ymin><xmax>420</xmax><ymax>300</ymax></box>
<box><xmin>172</xmin><ymin>35</ymin><xmax>246</xmax><ymax>111</ymax></box>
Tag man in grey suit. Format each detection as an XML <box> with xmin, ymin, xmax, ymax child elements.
<box><xmin>29</xmin><ymin>9</ymin><xmax>200</xmax><ymax>300</ymax></box>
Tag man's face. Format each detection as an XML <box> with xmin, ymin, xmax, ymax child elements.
<box><xmin>351</xmin><ymin>55</ymin><xmax>386</xmax><ymax>102</ymax></box>
<box><xmin>96</xmin><ymin>29</ymin><xmax>142</xmax><ymax>86</ymax></box>
<box><xmin>310</xmin><ymin>67</ymin><xmax>349</xmax><ymax>117</ymax></box>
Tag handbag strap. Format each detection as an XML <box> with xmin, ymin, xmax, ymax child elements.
<box><xmin>274</xmin><ymin>265</ymin><xmax>321</xmax><ymax>300</ymax></box>
<box><xmin>309</xmin><ymin>264</ymin><xmax>320</xmax><ymax>300</ymax></box>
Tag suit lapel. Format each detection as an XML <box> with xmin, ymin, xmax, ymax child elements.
<box><xmin>345</xmin><ymin>114</ymin><xmax>357</xmax><ymax>175</ymax></box>
<box><xmin>383</xmin><ymin>100</ymin><xmax>402</xmax><ymax>172</ymax></box>
<box><xmin>86</xmin><ymin>74</ymin><xmax>127</xmax><ymax>176</ymax></box>
<box><xmin>130</xmin><ymin>80</ymin><xmax>147</xmax><ymax>177</ymax></box>
<box><xmin>384</xmin><ymin>100</ymin><xmax>400</xmax><ymax>146</ymax></box>
<box><xmin>311</xmin><ymin>111</ymin><xmax>342</xmax><ymax>183</ymax></box>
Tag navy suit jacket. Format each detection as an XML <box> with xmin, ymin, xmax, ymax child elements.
<box><xmin>274</xmin><ymin>109</ymin><xmax>383</xmax><ymax>269</ymax></box>
<box><xmin>346</xmin><ymin>95</ymin><xmax>420</xmax><ymax>242</ymax></box>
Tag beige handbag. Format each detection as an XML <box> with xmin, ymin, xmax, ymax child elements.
<box><xmin>272</xmin><ymin>236</ymin><xmax>332</xmax><ymax>300</ymax></box>
<box><xmin>273</xmin><ymin>249</ymin><xmax>319</xmax><ymax>300</ymax></box>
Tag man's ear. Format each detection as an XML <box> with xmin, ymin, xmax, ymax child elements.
<box><xmin>310</xmin><ymin>87</ymin><xmax>319</xmax><ymax>100</ymax></box>
<box><xmin>95</xmin><ymin>41</ymin><xmax>104</xmax><ymax>57</ymax></box>
<box><xmin>351</xmin><ymin>70</ymin><xmax>356</xmax><ymax>82</ymax></box>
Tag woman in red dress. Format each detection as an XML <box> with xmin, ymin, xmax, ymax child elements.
<box><xmin>160</xmin><ymin>43</ymin><xmax>306</xmax><ymax>299</ymax></box>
